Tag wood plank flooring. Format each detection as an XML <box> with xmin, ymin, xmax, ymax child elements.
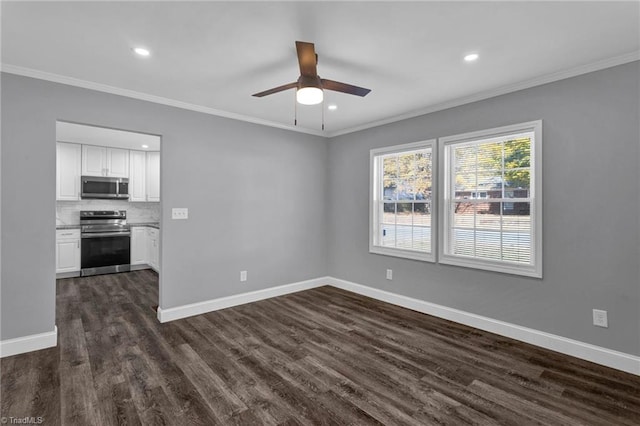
<box><xmin>2</xmin><ymin>270</ymin><xmax>639</xmax><ymax>425</ymax></box>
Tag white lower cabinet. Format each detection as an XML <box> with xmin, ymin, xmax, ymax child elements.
<box><xmin>131</xmin><ymin>227</ymin><xmax>148</xmax><ymax>265</ymax></box>
<box><xmin>147</xmin><ymin>228</ymin><xmax>159</xmax><ymax>271</ymax></box>
<box><xmin>56</xmin><ymin>229</ymin><xmax>81</xmax><ymax>275</ymax></box>
<box><xmin>130</xmin><ymin>226</ymin><xmax>159</xmax><ymax>272</ymax></box>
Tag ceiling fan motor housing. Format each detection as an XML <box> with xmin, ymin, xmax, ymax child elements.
<box><xmin>297</xmin><ymin>75</ymin><xmax>322</xmax><ymax>90</ymax></box>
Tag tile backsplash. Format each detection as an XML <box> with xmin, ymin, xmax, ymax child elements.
<box><xmin>57</xmin><ymin>200</ymin><xmax>160</xmax><ymax>225</ymax></box>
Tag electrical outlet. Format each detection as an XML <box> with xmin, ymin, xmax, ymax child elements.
<box><xmin>240</xmin><ymin>270</ymin><xmax>247</xmax><ymax>282</ymax></box>
<box><xmin>386</xmin><ymin>269</ymin><xmax>393</xmax><ymax>280</ymax></box>
<box><xmin>593</xmin><ymin>309</ymin><xmax>608</xmax><ymax>328</ymax></box>
<box><xmin>171</xmin><ymin>208</ymin><xmax>189</xmax><ymax>220</ymax></box>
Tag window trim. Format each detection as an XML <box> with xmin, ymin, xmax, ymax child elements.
<box><xmin>369</xmin><ymin>139</ymin><xmax>436</xmax><ymax>262</ymax></box>
<box><xmin>437</xmin><ymin>121</ymin><xmax>542</xmax><ymax>278</ymax></box>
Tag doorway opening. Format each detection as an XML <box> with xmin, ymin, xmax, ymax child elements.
<box><xmin>55</xmin><ymin>121</ymin><xmax>162</xmax><ymax>315</ymax></box>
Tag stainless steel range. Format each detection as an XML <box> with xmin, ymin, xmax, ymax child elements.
<box><xmin>80</xmin><ymin>210</ymin><xmax>131</xmax><ymax>276</ymax></box>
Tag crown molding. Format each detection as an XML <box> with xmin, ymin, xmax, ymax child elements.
<box><xmin>0</xmin><ymin>64</ymin><xmax>326</xmax><ymax>138</ymax></box>
<box><xmin>326</xmin><ymin>50</ymin><xmax>640</xmax><ymax>138</ymax></box>
<box><xmin>2</xmin><ymin>50</ymin><xmax>638</xmax><ymax>140</ymax></box>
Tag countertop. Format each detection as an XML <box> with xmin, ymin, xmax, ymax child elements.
<box><xmin>56</xmin><ymin>224</ymin><xmax>81</xmax><ymax>230</ymax></box>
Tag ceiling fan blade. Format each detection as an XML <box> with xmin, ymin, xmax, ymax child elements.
<box><xmin>252</xmin><ymin>82</ymin><xmax>298</xmax><ymax>97</ymax></box>
<box><xmin>296</xmin><ymin>41</ymin><xmax>318</xmax><ymax>77</ymax></box>
<box><xmin>321</xmin><ymin>79</ymin><xmax>371</xmax><ymax>97</ymax></box>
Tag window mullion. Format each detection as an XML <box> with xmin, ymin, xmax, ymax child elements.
<box><xmin>451</xmin><ymin>148</ymin><xmax>457</xmax><ymax>256</ymax></box>
<box><xmin>393</xmin><ymin>202</ymin><xmax>397</xmax><ymax>248</ymax></box>
<box><xmin>473</xmin><ymin>146</ymin><xmax>478</xmax><ymax>257</ymax></box>
<box><xmin>377</xmin><ymin>158</ymin><xmax>383</xmax><ymax>246</ymax></box>
<box><xmin>500</xmin><ymin>142</ymin><xmax>505</xmax><ymax>261</ymax></box>
<box><xmin>396</xmin><ymin>154</ymin><xmax>400</xmax><ymax>249</ymax></box>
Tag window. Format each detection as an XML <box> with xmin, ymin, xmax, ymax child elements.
<box><xmin>370</xmin><ymin>140</ymin><xmax>435</xmax><ymax>261</ymax></box>
<box><xmin>439</xmin><ymin>121</ymin><xmax>542</xmax><ymax>277</ymax></box>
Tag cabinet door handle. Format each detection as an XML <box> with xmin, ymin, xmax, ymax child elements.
<box><xmin>77</xmin><ymin>240</ymin><xmax>80</xmax><ymax>249</ymax></box>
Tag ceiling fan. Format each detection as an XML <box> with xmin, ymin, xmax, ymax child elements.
<box><xmin>252</xmin><ymin>41</ymin><xmax>371</xmax><ymax>106</ymax></box>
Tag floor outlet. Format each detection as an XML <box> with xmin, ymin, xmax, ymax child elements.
<box><xmin>240</xmin><ymin>270</ymin><xmax>247</xmax><ymax>282</ymax></box>
<box><xmin>592</xmin><ymin>309</ymin><xmax>608</xmax><ymax>328</ymax></box>
<box><xmin>386</xmin><ymin>269</ymin><xmax>393</xmax><ymax>280</ymax></box>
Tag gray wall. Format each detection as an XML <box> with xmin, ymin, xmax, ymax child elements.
<box><xmin>2</xmin><ymin>62</ymin><xmax>638</xmax><ymax>358</ymax></box>
<box><xmin>1</xmin><ymin>73</ymin><xmax>327</xmax><ymax>340</ymax></box>
<box><xmin>328</xmin><ymin>61</ymin><xmax>640</xmax><ymax>356</ymax></box>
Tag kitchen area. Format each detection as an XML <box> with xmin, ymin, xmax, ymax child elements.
<box><xmin>55</xmin><ymin>121</ymin><xmax>160</xmax><ymax>280</ymax></box>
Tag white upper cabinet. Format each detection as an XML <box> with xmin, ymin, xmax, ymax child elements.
<box><xmin>129</xmin><ymin>150</ymin><xmax>147</xmax><ymax>202</ymax></box>
<box><xmin>146</xmin><ymin>151</ymin><xmax>160</xmax><ymax>202</ymax></box>
<box><xmin>129</xmin><ymin>150</ymin><xmax>160</xmax><ymax>202</ymax></box>
<box><xmin>81</xmin><ymin>145</ymin><xmax>129</xmax><ymax>177</ymax></box>
<box><xmin>82</xmin><ymin>145</ymin><xmax>106</xmax><ymax>176</ymax></box>
<box><xmin>107</xmin><ymin>148</ymin><xmax>130</xmax><ymax>178</ymax></box>
<box><xmin>56</xmin><ymin>142</ymin><xmax>81</xmax><ymax>201</ymax></box>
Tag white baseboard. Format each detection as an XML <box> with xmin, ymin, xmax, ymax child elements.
<box><xmin>131</xmin><ymin>264</ymin><xmax>159</xmax><ymax>273</ymax></box>
<box><xmin>130</xmin><ymin>264</ymin><xmax>150</xmax><ymax>271</ymax></box>
<box><xmin>157</xmin><ymin>277</ymin><xmax>329</xmax><ymax>323</ymax></box>
<box><xmin>0</xmin><ymin>326</ymin><xmax>58</xmax><ymax>358</ymax></box>
<box><xmin>327</xmin><ymin>277</ymin><xmax>640</xmax><ymax>376</ymax></box>
<box><xmin>56</xmin><ymin>271</ymin><xmax>80</xmax><ymax>279</ymax></box>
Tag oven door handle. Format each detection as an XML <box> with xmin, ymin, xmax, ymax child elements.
<box><xmin>81</xmin><ymin>232</ymin><xmax>131</xmax><ymax>238</ymax></box>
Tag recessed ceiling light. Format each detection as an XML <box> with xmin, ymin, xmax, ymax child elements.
<box><xmin>464</xmin><ymin>53</ymin><xmax>479</xmax><ymax>62</ymax></box>
<box><xmin>133</xmin><ymin>47</ymin><xmax>150</xmax><ymax>57</ymax></box>
<box><xmin>328</xmin><ymin>104</ymin><xmax>337</xmax><ymax>111</ymax></box>
<box><xmin>141</xmin><ymin>144</ymin><xmax>149</xmax><ymax>148</ymax></box>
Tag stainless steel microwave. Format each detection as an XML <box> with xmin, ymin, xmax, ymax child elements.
<box><xmin>81</xmin><ymin>176</ymin><xmax>129</xmax><ymax>199</ymax></box>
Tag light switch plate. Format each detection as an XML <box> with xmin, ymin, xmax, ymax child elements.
<box><xmin>172</xmin><ymin>208</ymin><xmax>189</xmax><ymax>220</ymax></box>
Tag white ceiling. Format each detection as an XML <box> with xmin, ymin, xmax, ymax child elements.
<box><xmin>2</xmin><ymin>1</ymin><xmax>639</xmax><ymax>137</ymax></box>
<box><xmin>57</xmin><ymin>121</ymin><xmax>161</xmax><ymax>151</ymax></box>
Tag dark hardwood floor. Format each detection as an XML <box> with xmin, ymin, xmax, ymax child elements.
<box><xmin>2</xmin><ymin>270</ymin><xmax>639</xmax><ymax>425</ymax></box>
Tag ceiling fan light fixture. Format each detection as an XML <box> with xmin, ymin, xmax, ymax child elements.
<box><xmin>296</xmin><ymin>86</ymin><xmax>323</xmax><ymax>105</ymax></box>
